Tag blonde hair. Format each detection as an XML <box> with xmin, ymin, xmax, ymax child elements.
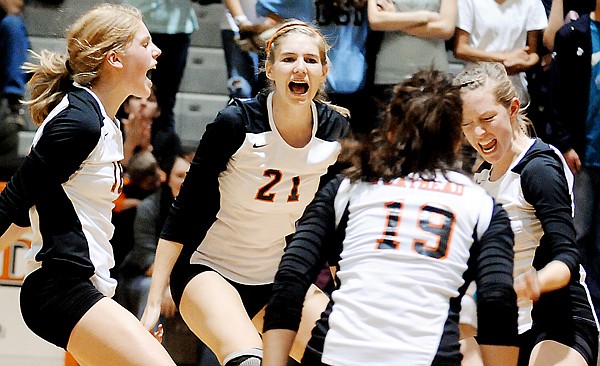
<box><xmin>263</xmin><ymin>20</ymin><xmax>350</xmax><ymax>117</ymax></box>
<box><xmin>23</xmin><ymin>3</ymin><xmax>142</xmax><ymax>126</ymax></box>
<box><xmin>453</xmin><ymin>62</ymin><xmax>533</xmax><ymax>135</ymax></box>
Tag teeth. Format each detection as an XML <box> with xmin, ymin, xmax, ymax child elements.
<box><xmin>479</xmin><ymin>139</ymin><xmax>496</xmax><ymax>153</ymax></box>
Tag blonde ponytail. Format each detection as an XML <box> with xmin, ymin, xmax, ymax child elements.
<box><xmin>23</xmin><ymin>50</ymin><xmax>71</xmax><ymax>126</ymax></box>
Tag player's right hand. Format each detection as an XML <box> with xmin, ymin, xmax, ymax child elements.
<box><xmin>141</xmin><ymin>302</ymin><xmax>161</xmax><ymax>333</ymax></box>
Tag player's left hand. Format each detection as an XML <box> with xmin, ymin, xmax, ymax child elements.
<box><xmin>150</xmin><ymin>323</ymin><xmax>164</xmax><ymax>343</ymax></box>
<box><xmin>514</xmin><ymin>269</ymin><xmax>541</xmax><ymax>303</ymax></box>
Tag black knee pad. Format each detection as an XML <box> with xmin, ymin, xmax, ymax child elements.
<box><xmin>224</xmin><ymin>355</ymin><xmax>262</xmax><ymax>366</ymax></box>
<box><xmin>224</xmin><ymin>348</ymin><xmax>263</xmax><ymax>366</ymax></box>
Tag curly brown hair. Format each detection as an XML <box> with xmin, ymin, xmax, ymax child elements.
<box><xmin>340</xmin><ymin>69</ymin><xmax>463</xmax><ymax>182</ymax></box>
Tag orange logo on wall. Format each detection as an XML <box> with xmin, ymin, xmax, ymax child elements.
<box><xmin>0</xmin><ymin>239</ymin><xmax>31</xmax><ymax>286</ymax></box>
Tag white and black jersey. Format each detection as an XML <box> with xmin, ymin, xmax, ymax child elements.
<box><xmin>161</xmin><ymin>91</ymin><xmax>350</xmax><ymax>285</ymax></box>
<box><xmin>474</xmin><ymin>138</ymin><xmax>598</xmax><ymax>333</ymax></box>
<box><xmin>264</xmin><ymin>171</ymin><xmax>519</xmax><ymax>366</ymax></box>
<box><xmin>0</xmin><ymin>84</ymin><xmax>123</xmax><ymax>296</ymax></box>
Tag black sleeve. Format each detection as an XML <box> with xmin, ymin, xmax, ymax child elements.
<box><xmin>160</xmin><ymin>106</ymin><xmax>246</xmax><ymax>248</ymax></box>
<box><xmin>475</xmin><ymin>203</ymin><xmax>519</xmax><ymax>346</ymax></box>
<box><xmin>0</xmin><ymin>112</ymin><xmax>100</xmax><ymax>233</ymax></box>
<box><xmin>521</xmin><ymin>154</ymin><xmax>579</xmax><ymax>279</ymax></box>
<box><xmin>547</xmin><ymin>28</ymin><xmax>570</xmax><ymax>153</ymax></box>
<box><xmin>263</xmin><ymin>175</ymin><xmax>344</xmax><ymax>332</ymax></box>
<box><xmin>315</xmin><ymin>105</ymin><xmax>351</xmax><ymax>190</ymax></box>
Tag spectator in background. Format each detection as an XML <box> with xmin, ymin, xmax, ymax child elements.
<box><xmin>0</xmin><ymin>0</ymin><xmax>28</xmax><ymax>126</ymax></box>
<box><xmin>367</xmin><ymin>0</ymin><xmax>456</xmax><ymax>105</ymax></box>
<box><xmin>453</xmin><ymin>0</ymin><xmax>547</xmax><ymax>106</ymax></box>
<box><xmin>111</xmin><ymin>88</ymin><xmax>164</xmax><ymax>280</ymax></box>
<box><xmin>122</xmin><ymin>0</ymin><xmax>198</xmax><ymax>166</ymax></box>
<box><xmin>221</xmin><ymin>0</ymin><xmax>275</xmax><ymax>98</ymax></box>
<box><xmin>120</xmin><ymin>89</ymin><xmax>159</xmax><ymax>167</ymax></box>
<box><xmin>0</xmin><ymin>0</ymin><xmax>29</xmax><ymax>181</ymax></box>
<box><xmin>524</xmin><ymin>0</ymin><xmax>594</xmax><ymax>142</ymax></box>
<box><xmin>548</xmin><ymin>0</ymin><xmax>600</xmax><ymax>325</ymax></box>
<box><xmin>116</xmin><ymin>155</ymin><xmax>189</xmax><ymax>320</ymax></box>
<box><xmin>543</xmin><ymin>0</ymin><xmax>595</xmax><ymax>51</ymax></box>
<box><xmin>111</xmin><ymin>150</ymin><xmax>164</xmax><ymax>279</ymax></box>
<box><xmin>256</xmin><ymin>0</ymin><xmax>376</xmax><ymax>135</ymax></box>
<box><xmin>116</xmin><ymin>153</ymin><xmax>220</xmax><ymax>366</ymax></box>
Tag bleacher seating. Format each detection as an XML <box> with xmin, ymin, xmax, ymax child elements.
<box><xmin>21</xmin><ymin>0</ymin><xmax>230</xmax><ymax>150</ymax></box>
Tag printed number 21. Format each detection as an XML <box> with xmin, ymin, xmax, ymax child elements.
<box><xmin>376</xmin><ymin>201</ymin><xmax>455</xmax><ymax>260</ymax></box>
<box><xmin>256</xmin><ymin>169</ymin><xmax>300</xmax><ymax>202</ymax></box>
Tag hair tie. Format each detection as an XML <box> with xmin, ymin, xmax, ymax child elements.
<box><xmin>265</xmin><ymin>22</ymin><xmax>326</xmax><ymax>56</ymax></box>
<box><xmin>65</xmin><ymin>59</ymin><xmax>73</xmax><ymax>74</ymax></box>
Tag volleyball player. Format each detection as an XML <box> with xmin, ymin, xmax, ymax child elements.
<box><xmin>262</xmin><ymin>69</ymin><xmax>520</xmax><ymax>366</ymax></box>
<box><xmin>456</xmin><ymin>61</ymin><xmax>599</xmax><ymax>366</ymax></box>
<box><xmin>140</xmin><ymin>21</ymin><xmax>350</xmax><ymax>366</ymax></box>
<box><xmin>0</xmin><ymin>4</ymin><xmax>177</xmax><ymax>366</ymax></box>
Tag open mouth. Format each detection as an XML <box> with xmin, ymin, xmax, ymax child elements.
<box><xmin>479</xmin><ymin>139</ymin><xmax>497</xmax><ymax>154</ymax></box>
<box><xmin>146</xmin><ymin>65</ymin><xmax>157</xmax><ymax>79</ymax></box>
<box><xmin>288</xmin><ymin>81</ymin><xmax>309</xmax><ymax>95</ymax></box>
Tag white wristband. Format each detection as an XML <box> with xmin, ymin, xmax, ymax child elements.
<box><xmin>233</xmin><ymin>15</ymin><xmax>249</xmax><ymax>26</ymax></box>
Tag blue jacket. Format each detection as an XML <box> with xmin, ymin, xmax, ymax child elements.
<box><xmin>549</xmin><ymin>14</ymin><xmax>592</xmax><ymax>157</ymax></box>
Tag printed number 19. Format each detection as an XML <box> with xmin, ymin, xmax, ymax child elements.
<box><xmin>376</xmin><ymin>201</ymin><xmax>455</xmax><ymax>260</ymax></box>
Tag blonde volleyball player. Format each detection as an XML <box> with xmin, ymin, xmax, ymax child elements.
<box><xmin>0</xmin><ymin>4</ymin><xmax>177</xmax><ymax>366</ymax></box>
<box><xmin>140</xmin><ymin>21</ymin><xmax>350</xmax><ymax>366</ymax></box>
<box><xmin>456</xmin><ymin>61</ymin><xmax>598</xmax><ymax>366</ymax></box>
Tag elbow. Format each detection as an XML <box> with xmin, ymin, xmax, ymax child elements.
<box><xmin>453</xmin><ymin>45</ymin><xmax>467</xmax><ymax>60</ymax></box>
<box><xmin>368</xmin><ymin>15</ymin><xmax>385</xmax><ymax>31</ymax></box>
<box><xmin>369</xmin><ymin>22</ymin><xmax>385</xmax><ymax>32</ymax></box>
<box><xmin>440</xmin><ymin>26</ymin><xmax>456</xmax><ymax>41</ymax></box>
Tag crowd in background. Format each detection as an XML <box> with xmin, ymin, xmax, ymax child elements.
<box><xmin>1</xmin><ymin>0</ymin><xmax>600</xmax><ymax>365</ymax></box>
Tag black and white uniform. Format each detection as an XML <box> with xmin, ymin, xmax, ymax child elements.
<box><xmin>0</xmin><ymin>84</ymin><xmax>124</xmax><ymax>347</ymax></box>
<box><xmin>474</xmin><ymin>138</ymin><xmax>599</xmax><ymax>365</ymax></box>
<box><xmin>264</xmin><ymin>171</ymin><xmax>519</xmax><ymax>366</ymax></box>
<box><xmin>163</xmin><ymin>91</ymin><xmax>349</xmax><ymax>302</ymax></box>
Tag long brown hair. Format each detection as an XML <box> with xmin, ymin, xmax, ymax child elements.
<box><xmin>23</xmin><ymin>3</ymin><xmax>142</xmax><ymax>126</ymax></box>
<box><xmin>341</xmin><ymin>69</ymin><xmax>463</xmax><ymax>182</ymax></box>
